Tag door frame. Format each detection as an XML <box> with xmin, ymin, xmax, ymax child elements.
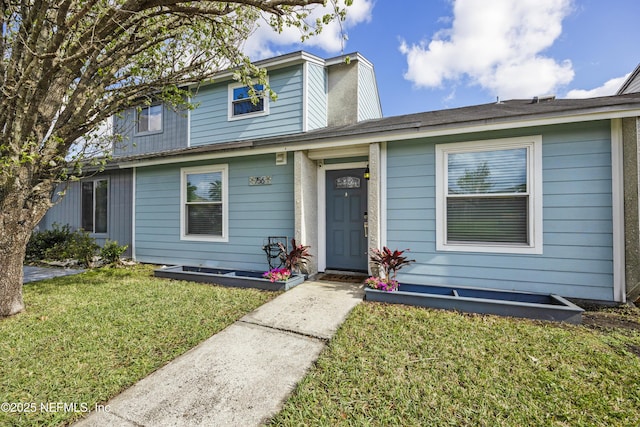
<box><xmin>317</xmin><ymin>161</ymin><xmax>368</xmax><ymax>272</ymax></box>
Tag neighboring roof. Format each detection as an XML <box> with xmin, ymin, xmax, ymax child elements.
<box><xmin>617</xmin><ymin>63</ymin><xmax>640</xmax><ymax>95</ymax></box>
<box><xmin>117</xmin><ymin>93</ymin><xmax>640</xmax><ymax>167</ymax></box>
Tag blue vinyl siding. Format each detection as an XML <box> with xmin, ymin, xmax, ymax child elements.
<box><xmin>358</xmin><ymin>62</ymin><xmax>382</xmax><ymax>121</ymax></box>
<box><xmin>134</xmin><ymin>153</ymin><xmax>295</xmax><ymax>270</ymax></box>
<box><xmin>306</xmin><ymin>63</ymin><xmax>328</xmax><ymax>130</ymax></box>
<box><xmin>113</xmin><ymin>104</ymin><xmax>188</xmax><ymax>157</ymax></box>
<box><xmin>385</xmin><ymin>121</ymin><xmax>615</xmax><ymax>301</ymax></box>
<box><xmin>190</xmin><ymin>66</ymin><xmax>304</xmax><ymax>146</ymax></box>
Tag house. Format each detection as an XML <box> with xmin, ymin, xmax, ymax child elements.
<box><xmin>617</xmin><ymin>63</ymin><xmax>640</xmax><ymax>95</ymax></box>
<box><xmin>40</xmin><ymin>51</ymin><xmax>640</xmax><ymax>303</ymax></box>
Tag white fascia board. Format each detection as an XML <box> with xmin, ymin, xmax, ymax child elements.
<box><xmin>610</xmin><ymin>118</ymin><xmax>626</xmax><ymax>302</ymax></box>
<box><xmin>324</xmin><ymin>52</ymin><xmax>371</xmax><ymax>67</ymax></box>
<box><xmin>190</xmin><ymin>51</ymin><xmax>325</xmax><ymax>88</ymax></box>
<box><xmin>131</xmin><ymin>167</ymin><xmax>136</xmax><ymax>260</ymax></box>
<box><xmin>302</xmin><ymin>62</ymin><xmax>308</xmax><ymax>132</ymax></box>
<box><xmin>118</xmin><ymin>143</ymin><xmax>365</xmax><ymax>169</ymax></box>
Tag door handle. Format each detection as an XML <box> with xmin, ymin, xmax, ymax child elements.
<box><xmin>363</xmin><ymin>211</ymin><xmax>368</xmax><ymax>238</ymax></box>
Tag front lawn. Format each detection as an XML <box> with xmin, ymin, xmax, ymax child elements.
<box><xmin>0</xmin><ymin>265</ymin><xmax>275</xmax><ymax>427</ymax></box>
<box><xmin>272</xmin><ymin>302</ymin><xmax>640</xmax><ymax>426</ymax></box>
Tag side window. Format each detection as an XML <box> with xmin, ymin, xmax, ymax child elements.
<box><xmin>435</xmin><ymin>136</ymin><xmax>542</xmax><ymax>254</ymax></box>
<box><xmin>137</xmin><ymin>104</ymin><xmax>163</xmax><ymax>133</ymax></box>
<box><xmin>82</xmin><ymin>179</ymin><xmax>108</xmax><ymax>234</ymax></box>
<box><xmin>181</xmin><ymin>165</ymin><xmax>229</xmax><ymax>242</ymax></box>
<box><xmin>228</xmin><ymin>82</ymin><xmax>268</xmax><ymax>120</ymax></box>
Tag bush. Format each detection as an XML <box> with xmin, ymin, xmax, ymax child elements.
<box><xmin>70</xmin><ymin>230</ymin><xmax>100</xmax><ymax>267</ymax></box>
<box><xmin>100</xmin><ymin>240</ymin><xmax>128</xmax><ymax>265</ymax></box>
<box><xmin>26</xmin><ymin>223</ymin><xmax>73</xmax><ymax>262</ymax></box>
<box><xmin>26</xmin><ymin>224</ymin><xmax>99</xmax><ymax>267</ymax></box>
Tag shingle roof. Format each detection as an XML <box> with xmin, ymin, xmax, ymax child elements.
<box><xmin>116</xmin><ymin>93</ymin><xmax>640</xmax><ymax>165</ymax></box>
<box><xmin>276</xmin><ymin>93</ymin><xmax>640</xmax><ymax>142</ymax></box>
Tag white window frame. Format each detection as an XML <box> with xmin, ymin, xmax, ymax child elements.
<box><xmin>180</xmin><ymin>164</ymin><xmax>229</xmax><ymax>242</ymax></box>
<box><xmin>435</xmin><ymin>136</ymin><xmax>543</xmax><ymax>254</ymax></box>
<box><xmin>81</xmin><ymin>178</ymin><xmax>109</xmax><ymax>235</ymax></box>
<box><xmin>136</xmin><ymin>103</ymin><xmax>163</xmax><ymax>135</ymax></box>
<box><xmin>227</xmin><ymin>80</ymin><xmax>269</xmax><ymax>121</ymax></box>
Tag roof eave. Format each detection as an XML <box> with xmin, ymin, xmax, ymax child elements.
<box><xmin>189</xmin><ymin>51</ymin><xmax>326</xmax><ymax>88</ymax></box>
<box><xmin>117</xmin><ymin>103</ymin><xmax>640</xmax><ymax>169</ymax></box>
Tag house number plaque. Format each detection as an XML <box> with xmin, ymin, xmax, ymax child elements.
<box><xmin>249</xmin><ymin>176</ymin><xmax>272</xmax><ymax>186</ymax></box>
<box><xmin>335</xmin><ymin>176</ymin><xmax>360</xmax><ymax>189</ymax></box>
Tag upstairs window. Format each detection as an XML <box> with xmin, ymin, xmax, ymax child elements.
<box><xmin>228</xmin><ymin>82</ymin><xmax>268</xmax><ymax>120</ymax></box>
<box><xmin>435</xmin><ymin>136</ymin><xmax>543</xmax><ymax>254</ymax></box>
<box><xmin>82</xmin><ymin>179</ymin><xmax>108</xmax><ymax>234</ymax></box>
<box><xmin>137</xmin><ymin>104</ymin><xmax>163</xmax><ymax>133</ymax></box>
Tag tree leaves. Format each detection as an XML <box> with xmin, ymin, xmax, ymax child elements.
<box><xmin>0</xmin><ymin>0</ymin><xmax>350</xmax><ymax>208</ymax></box>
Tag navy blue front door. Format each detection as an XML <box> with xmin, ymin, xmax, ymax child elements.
<box><xmin>326</xmin><ymin>169</ymin><xmax>368</xmax><ymax>271</ymax></box>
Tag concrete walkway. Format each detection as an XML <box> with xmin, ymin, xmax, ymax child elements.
<box><xmin>74</xmin><ymin>280</ymin><xmax>364</xmax><ymax>427</ymax></box>
<box><xmin>23</xmin><ymin>266</ymin><xmax>85</xmax><ymax>283</ymax></box>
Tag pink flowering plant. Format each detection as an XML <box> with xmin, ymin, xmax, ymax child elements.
<box><xmin>262</xmin><ymin>267</ymin><xmax>291</xmax><ymax>283</ymax></box>
<box><xmin>366</xmin><ymin>247</ymin><xmax>415</xmax><ymax>292</ymax></box>
<box><xmin>364</xmin><ymin>276</ymin><xmax>399</xmax><ymax>292</ymax></box>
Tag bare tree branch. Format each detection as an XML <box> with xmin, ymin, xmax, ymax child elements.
<box><xmin>1</xmin><ymin>0</ymin><xmax>350</xmax><ymax>316</ymax></box>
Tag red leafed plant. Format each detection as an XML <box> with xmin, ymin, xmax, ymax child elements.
<box><xmin>369</xmin><ymin>247</ymin><xmax>415</xmax><ymax>280</ymax></box>
<box><xmin>278</xmin><ymin>239</ymin><xmax>312</xmax><ymax>272</ymax></box>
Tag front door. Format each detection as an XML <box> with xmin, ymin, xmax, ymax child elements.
<box><xmin>326</xmin><ymin>169</ymin><xmax>368</xmax><ymax>272</ymax></box>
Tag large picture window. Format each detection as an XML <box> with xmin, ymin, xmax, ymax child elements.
<box><xmin>435</xmin><ymin>136</ymin><xmax>542</xmax><ymax>254</ymax></box>
<box><xmin>137</xmin><ymin>104</ymin><xmax>163</xmax><ymax>133</ymax></box>
<box><xmin>82</xmin><ymin>179</ymin><xmax>108</xmax><ymax>234</ymax></box>
<box><xmin>228</xmin><ymin>82</ymin><xmax>268</xmax><ymax>120</ymax></box>
<box><xmin>181</xmin><ymin>165</ymin><xmax>228</xmax><ymax>241</ymax></box>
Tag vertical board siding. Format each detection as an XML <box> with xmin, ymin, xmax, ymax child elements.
<box><xmin>105</xmin><ymin>170</ymin><xmax>133</xmax><ymax>255</ymax></box>
<box><xmin>37</xmin><ymin>169</ymin><xmax>133</xmax><ymax>255</ymax></box>
<box><xmin>39</xmin><ymin>182</ymin><xmax>82</xmax><ymax>230</ymax></box>
<box><xmin>385</xmin><ymin>121</ymin><xmax>615</xmax><ymax>301</ymax></box>
<box><xmin>190</xmin><ymin>65</ymin><xmax>304</xmax><ymax>146</ymax></box>
<box><xmin>358</xmin><ymin>62</ymin><xmax>383</xmax><ymax>121</ymax></box>
<box><xmin>134</xmin><ymin>153</ymin><xmax>295</xmax><ymax>270</ymax></box>
<box><xmin>113</xmin><ymin>104</ymin><xmax>188</xmax><ymax>157</ymax></box>
<box><xmin>306</xmin><ymin>63</ymin><xmax>328</xmax><ymax>130</ymax></box>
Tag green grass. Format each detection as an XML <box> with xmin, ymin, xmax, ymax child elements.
<box><xmin>0</xmin><ymin>265</ymin><xmax>275</xmax><ymax>427</ymax></box>
<box><xmin>272</xmin><ymin>302</ymin><xmax>640</xmax><ymax>427</ymax></box>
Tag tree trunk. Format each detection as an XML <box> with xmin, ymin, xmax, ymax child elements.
<box><xmin>0</xmin><ymin>226</ymin><xmax>30</xmax><ymax>317</ymax></box>
<box><xmin>0</xmin><ymin>182</ymin><xmax>51</xmax><ymax>318</ymax></box>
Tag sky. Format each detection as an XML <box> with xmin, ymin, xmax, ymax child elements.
<box><xmin>242</xmin><ymin>0</ymin><xmax>640</xmax><ymax>118</ymax></box>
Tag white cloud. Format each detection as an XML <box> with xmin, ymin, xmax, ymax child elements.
<box><xmin>565</xmin><ymin>73</ymin><xmax>630</xmax><ymax>98</ymax></box>
<box><xmin>399</xmin><ymin>0</ymin><xmax>575</xmax><ymax>100</ymax></box>
<box><xmin>242</xmin><ymin>0</ymin><xmax>373</xmax><ymax>60</ymax></box>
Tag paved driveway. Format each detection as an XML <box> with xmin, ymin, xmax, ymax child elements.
<box><xmin>23</xmin><ymin>266</ymin><xmax>85</xmax><ymax>283</ymax></box>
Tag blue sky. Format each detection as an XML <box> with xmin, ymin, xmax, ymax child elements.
<box><xmin>244</xmin><ymin>0</ymin><xmax>640</xmax><ymax>117</ymax></box>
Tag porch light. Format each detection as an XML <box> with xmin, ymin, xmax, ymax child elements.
<box><xmin>364</xmin><ymin>164</ymin><xmax>370</xmax><ymax>180</ymax></box>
